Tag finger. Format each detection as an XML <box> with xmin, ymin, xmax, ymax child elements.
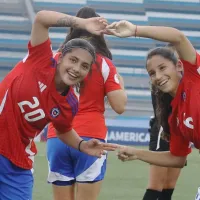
<box><xmin>102</xmin><ymin>143</ymin><xmax>119</xmax><ymax>149</ymax></box>
<box><xmin>106</xmin><ymin>21</ymin><xmax>118</xmax><ymax>29</ymax></box>
<box><xmin>102</xmin><ymin>146</ymin><xmax>116</xmax><ymax>151</ymax></box>
<box><xmin>103</xmin><ymin>29</ymin><xmax>118</xmax><ymax>36</ymax></box>
<box><xmin>97</xmin><ymin>150</ymin><xmax>105</xmax><ymax>158</ymax></box>
<box><xmin>117</xmin><ymin>153</ymin><xmax>128</xmax><ymax>159</ymax></box>
<box><xmin>99</xmin><ymin>18</ymin><xmax>108</xmax><ymax>24</ymax></box>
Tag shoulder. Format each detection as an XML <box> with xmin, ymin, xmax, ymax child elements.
<box><xmin>96</xmin><ymin>54</ymin><xmax>115</xmax><ymax>69</ymax></box>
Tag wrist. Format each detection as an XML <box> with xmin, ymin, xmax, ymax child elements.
<box><xmin>77</xmin><ymin>18</ymin><xmax>87</xmax><ymax>30</ymax></box>
<box><xmin>132</xmin><ymin>148</ymin><xmax>139</xmax><ymax>160</ymax></box>
<box><xmin>131</xmin><ymin>25</ymin><xmax>139</xmax><ymax>37</ymax></box>
<box><xmin>78</xmin><ymin>139</ymin><xmax>86</xmax><ymax>152</ymax></box>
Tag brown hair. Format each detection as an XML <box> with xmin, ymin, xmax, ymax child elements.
<box><xmin>147</xmin><ymin>46</ymin><xmax>178</xmax><ymax>140</ymax></box>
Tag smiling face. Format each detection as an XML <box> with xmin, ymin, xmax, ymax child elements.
<box><xmin>147</xmin><ymin>55</ymin><xmax>183</xmax><ymax>97</ymax></box>
<box><xmin>55</xmin><ymin>48</ymin><xmax>93</xmax><ymax>91</ymax></box>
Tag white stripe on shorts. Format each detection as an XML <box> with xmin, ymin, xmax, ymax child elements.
<box><xmin>47</xmin><ymin>162</ymin><xmax>74</xmax><ymax>183</ymax></box>
<box><xmin>156</xmin><ymin>126</ymin><xmax>163</xmax><ymax>150</ymax></box>
<box><xmin>76</xmin><ymin>154</ymin><xmax>106</xmax><ymax>182</ymax></box>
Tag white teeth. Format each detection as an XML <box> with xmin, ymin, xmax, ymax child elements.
<box><xmin>68</xmin><ymin>72</ymin><xmax>78</xmax><ymax>78</ymax></box>
<box><xmin>159</xmin><ymin>80</ymin><xmax>168</xmax><ymax>86</ymax></box>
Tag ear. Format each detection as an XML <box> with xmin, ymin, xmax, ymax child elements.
<box><xmin>57</xmin><ymin>53</ymin><xmax>63</xmax><ymax>65</ymax></box>
<box><xmin>176</xmin><ymin>60</ymin><xmax>184</xmax><ymax>72</ymax></box>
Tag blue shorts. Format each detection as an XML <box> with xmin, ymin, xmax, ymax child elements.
<box><xmin>0</xmin><ymin>155</ymin><xmax>33</xmax><ymax>200</ymax></box>
<box><xmin>47</xmin><ymin>137</ymin><xmax>107</xmax><ymax>186</ymax></box>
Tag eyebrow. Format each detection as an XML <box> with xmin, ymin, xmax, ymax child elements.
<box><xmin>157</xmin><ymin>63</ymin><xmax>165</xmax><ymax>67</ymax></box>
<box><xmin>71</xmin><ymin>56</ymin><xmax>91</xmax><ymax>66</ymax></box>
<box><xmin>147</xmin><ymin>63</ymin><xmax>165</xmax><ymax>73</ymax></box>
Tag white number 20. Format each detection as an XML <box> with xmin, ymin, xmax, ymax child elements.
<box><xmin>18</xmin><ymin>97</ymin><xmax>45</xmax><ymax>122</ymax></box>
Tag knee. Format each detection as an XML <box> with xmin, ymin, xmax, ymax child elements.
<box><xmin>148</xmin><ymin>177</ymin><xmax>166</xmax><ymax>191</ymax></box>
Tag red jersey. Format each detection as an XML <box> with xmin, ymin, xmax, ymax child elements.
<box><xmin>169</xmin><ymin>52</ymin><xmax>200</xmax><ymax>156</ymax></box>
<box><xmin>48</xmin><ymin>54</ymin><xmax>121</xmax><ymax>140</ymax></box>
<box><xmin>0</xmin><ymin>39</ymin><xmax>78</xmax><ymax>169</ymax></box>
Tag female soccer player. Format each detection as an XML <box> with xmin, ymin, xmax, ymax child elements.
<box><xmin>144</xmin><ymin>86</ymin><xmax>181</xmax><ymax>200</ymax></box>
<box><xmin>0</xmin><ymin>10</ymin><xmax>117</xmax><ymax>200</ymax></box>
<box><xmin>47</xmin><ymin>7</ymin><xmax>127</xmax><ymax>200</ymax></box>
<box><xmin>105</xmin><ymin>21</ymin><xmax>200</xmax><ymax>197</ymax></box>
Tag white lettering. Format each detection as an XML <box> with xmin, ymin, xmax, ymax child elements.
<box><xmin>108</xmin><ymin>131</ymin><xmax>150</xmax><ymax>142</ymax></box>
<box><xmin>18</xmin><ymin>97</ymin><xmax>45</xmax><ymax>122</ymax></box>
<box><xmin>183</xmin><ymin>113</ymin><xmax>194</xmax><ymax>130</ymax></box>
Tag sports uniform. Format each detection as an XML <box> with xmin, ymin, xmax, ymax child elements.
<box><xmin>0</xmin><ymin>39</ymin><xmax>78</xmax><ymax>199</ymax></box>
<box><xmin>169</xmin><ymin>52</ymin><xmax>200</xmax><ymax>156</ymax></box>
<box><xmin>47</xmin><ymin>54</ymin><xmax>121</xmax><ymax>185</ymax></box>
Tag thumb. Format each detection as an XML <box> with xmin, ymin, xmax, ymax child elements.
<box><xmin>106</xmin><ymin>21</ymin><xmax>117</xmax><ymax>29</ymax></box>
<box><xmin>104</xmin><ymin>29</ymin><xmax>119</xmax><ymax>36</ymax></box>
<box><xmin>91</xmin><ymin>139</ymin><xmax>101</xmax><ymax>145</ymax></box>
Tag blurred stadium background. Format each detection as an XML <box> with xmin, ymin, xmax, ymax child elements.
<box><xmin>0</xmin><ymin>0</ymin><xmax>200</xmax><ymax>199</ymax></box>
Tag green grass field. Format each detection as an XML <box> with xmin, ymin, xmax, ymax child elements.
<box><xmin>33</xmin><ymin>143</ymin><xmax>200</xmax><ymax>200</ymax></box>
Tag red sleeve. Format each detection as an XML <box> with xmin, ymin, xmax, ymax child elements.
<box><xmin>181</xmin><ymin>52</ymin><xmax>200</xmax><ymax>72</ymax></box>
<box><xmin>170</xmin><ymin>132</ymin><xmax>192</xmax><ymax>156</ymax></box>
<box><xmin>23</xmin><ymin>39</ymin><xmax>53</xmax><ymax>69</ymax></box>
<box><xmin>52</xmin><ymin>121</ymin><xmax>72</xmax><ymax>134</ymax></box>
<box><xmin>101</xmin><ymin>57</ymin><xmax>121</xmax><ymax>94</ymax></box>
<box><xmin>47</xmin><ymin>122</ymin><xmax>72</xmax><ymax>138</ymax></box>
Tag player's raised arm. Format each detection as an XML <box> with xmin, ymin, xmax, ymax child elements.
<box><xmin>31</xmin><ymin>10</ymin><xmax>108</xmax><ymax>47</ymax></box>
<box><xmin>106</xmin><ymin>20</ymin><xmax>196</xmax><ymax>64</ymax></box>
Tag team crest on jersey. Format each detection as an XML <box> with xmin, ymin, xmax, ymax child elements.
<box><xmin>51</xmin><ymin>107</ymin><xmax>60</xmax><ymax>118</ymax></box>
<box><xmin>182</xmin><ymin>91</ymin><xmax>186</xmax><ymax>101</ymax></box>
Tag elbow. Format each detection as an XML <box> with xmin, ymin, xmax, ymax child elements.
<box><xmin>174</xmin><ymin>162</ymin><xmax>185</xmax><ymax>168</ymax></box>
<box><xmin>34</xmin><ymin>10</ymin><xmax>47</xmax><ymax>24</ymax></box>
<box><xmin>173</xmin><ymin>156</ymin><xmax>187</xmax><ymax>168</ymax></box>
<box><xmin>113</xmin><ymin>105</ymin><xmax>126</xmax><ymax>114</ymax></box>
<box><xmin>174</xmin><ymin>29</ymin><xmax>187</xmax><ymax>44</ymax></box>
<box><xmin>178</xmin><ymin>159</ymin><xmax>187</xmax><ymax>168</ymax></box>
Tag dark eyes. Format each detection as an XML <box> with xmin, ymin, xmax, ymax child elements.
<box><xmin>149</xmin><ymin>72</ymin><xmax>155</xmax><ymax>77</ymax></box>
<box><xmin>82</xmin><ymin>64</ymin><xmax>90</xmax><ymax>71</ymax></box>
<box><xmin>70</xmin><ymin>58</ymin><xmax>77</xmax><ymax>63</ymax></box>
<box><xmin>149</xmin><ymin>66</ymin><xmax>166</xmax><ymax>77</ymax></box>
<box><xmin>159</xmin><ymin>65</ymin><xmax>166</xmax><ymax>70</ymax></box>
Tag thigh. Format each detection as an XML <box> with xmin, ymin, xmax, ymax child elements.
<box><xmin>76</xmin><ymin>181</ymin><xmax>103</xmax><ymax>200</ymax></box>
<box><xmin>47</xmin><ymin>138</ymin><xmax>75</xmax><ymax>184</ymax></box>
<box><xmin>147</xmin><ymin>165</ymin><xmax>168</xmax><ymax>191</ymax></box>
<box><xmin>0</xmin><ymin>155</ymin><xmax>33</xmax><ymax>200</ymax></box>
<box><xmin>164</xmin><ymin>167</ymin><xmax>182</xmax><ymax>189</ymax></box>
<box><xmin>52</xmin><ymin>184</ymin><xmax>75</xmax><ymax>200</ymax></box>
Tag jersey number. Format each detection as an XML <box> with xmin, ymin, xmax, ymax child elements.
<box><xmin>18</xmin><ymin>97</ymin><xmax>45</xmax><ymax>122</ymax></box>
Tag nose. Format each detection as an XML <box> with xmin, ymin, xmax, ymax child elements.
<box><xmin>155</xmin><ymin>71</ymin><xmax>162</xmax><ymax>81</ymax></box>
<box><xmin>73</xmin><ymin>63</ymin><xmax>81</xmax><ymax>73</ymax></box>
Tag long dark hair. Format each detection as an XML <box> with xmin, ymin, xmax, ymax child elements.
<box><xmin>58</xmin><ymin>6</ymin><xmax>112</xmax><ymax>60</ymax></box>
<box><xmin>147</xmin><ymin>47</ymin><xmax>178</xmax><ymax>140</ymax></box>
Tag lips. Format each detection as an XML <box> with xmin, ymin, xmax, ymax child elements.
<box><xmin>67</xmin><ymin>71</ymin><xmax>79</xmax><ymax>79</ymax></box>
<box><xmin>158</xmin><ymin>79</ymin><xmax>169</xmax><ymax>87</ymax></box>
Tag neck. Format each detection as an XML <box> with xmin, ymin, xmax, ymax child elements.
<box><xmin>169</xmin><ymin>74</ymin><xmax>182</xmax><ymax>97</ymax></box>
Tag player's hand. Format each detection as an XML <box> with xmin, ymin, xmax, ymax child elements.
<box><xmin>117</xmin><ymin>145</ymin><xmax>138</xmax><ymax>162</ymax></box>
<box><xmin>105</xmin><ymin>20</ymin><xmax>136</xmax><ymax>38</ymax></box>
<box><xmin>80</xmin><ymin>139</ymin><xmax>118</xmax><ymax>158</ymax></box>
<box><xmin>84</xmin><ymin>17</ymin><xmax>108</xmax><ymax>35</ymax></box>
